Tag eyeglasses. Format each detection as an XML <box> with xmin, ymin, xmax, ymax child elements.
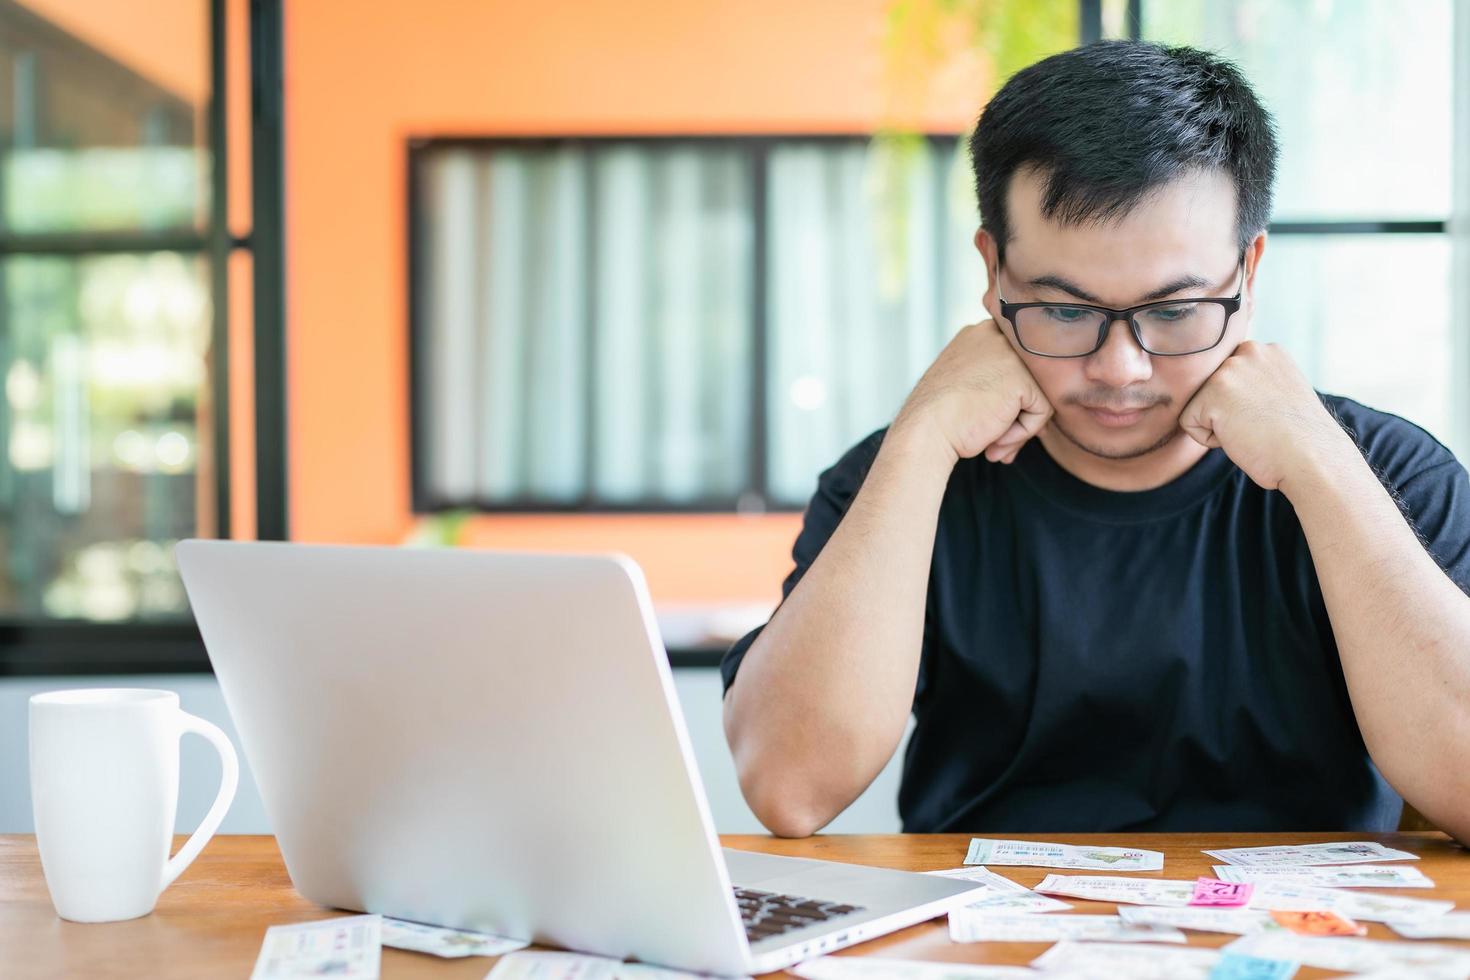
<box><xmin>997</xmin><ymin>257</ymin><xmax>1246</xmax><ymax>358</ymax></box>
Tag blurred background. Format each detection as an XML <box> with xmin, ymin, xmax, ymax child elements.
<box><xmin>0</xmin><ymin>0</ymin><xmax>1466</xmax><ymax>834</ymax></box>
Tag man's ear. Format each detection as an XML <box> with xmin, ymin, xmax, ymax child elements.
<box><xmin>973</xmin><ymin>227</ymin><xmax>1002</xmax><ymax>322</ymax></box>
<box><xmin>1246</xmin><ymin>233</ymin><xmax>1270</xmax><ymax>304</ymax></box>
<box><xmin>1243</xmin><ymin>231</ymin><xmax>1267</xmax><ymax>321</ymax></box>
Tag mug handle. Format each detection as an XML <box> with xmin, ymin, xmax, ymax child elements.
<box><xmin>160</xmin><ymin>710</ymin><xmax>240</xmax><ymax>891</ymax></box>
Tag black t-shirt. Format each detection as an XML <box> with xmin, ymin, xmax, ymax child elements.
<box><xmin>722</xmin><ymin>394</ymin><xmax>1470</xmax><ymax>833</ymax></box>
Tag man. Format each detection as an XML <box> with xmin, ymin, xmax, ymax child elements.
<box><xmin>721</xmin><ymin>41</ymin><xmax>1470</xmax><ymax>840</ymax></box>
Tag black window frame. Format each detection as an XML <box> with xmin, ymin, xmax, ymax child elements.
<box><xmin>407</xmin><ymin>132</ymin><xmax>975</xmax><ymax>516</ymax></box>
<box><xmin>0</xmin><ymin>0</ymin><xmax>289</xmax><ymax>676</ymax></box>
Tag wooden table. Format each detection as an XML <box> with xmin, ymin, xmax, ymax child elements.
<box><xmin>4</xmin><ymin>832</ymin><xmax>1468</xmax><ymax>978</ymax></box>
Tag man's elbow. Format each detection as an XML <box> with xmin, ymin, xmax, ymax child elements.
<box><xmin>723</xmin><ymin>686</ymin><xmax>847</xmax><ymax>837</ymax></box>
<box><xmin>741</xmin><ymin>775</ymin><xmax>833</xmax><ymax>838</ymax></box>
<box><xmin>1409</xmin><ymin>791</ymin><xmax>1470</xmax><ymax>847</ymax></box>
<box><xmin>730</xmin><ymin>736</ymin><xmax>842</xmax><ymax>838</ymax></box>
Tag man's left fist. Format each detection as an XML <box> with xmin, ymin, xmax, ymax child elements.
<box><xmin>1179</xmin><ymin>340</ymin><xmax>1354</xmax><ymax>492</ymax></box>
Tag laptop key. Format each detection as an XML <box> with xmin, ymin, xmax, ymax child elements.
<box><xmin>732</xmin><ymin>886</ymin><xmax>866</xmax><ymax>943</ymax></box>
<box><xmin>746</xmin><ymin>922</ymin><xmax>789</xmax><ymax>936</ymax></box>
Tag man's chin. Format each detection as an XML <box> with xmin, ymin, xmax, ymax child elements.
<box><xmin>1052</xmin><ymin>415</ymin><xmax>1181</xmax><ymax>461</ymax></box>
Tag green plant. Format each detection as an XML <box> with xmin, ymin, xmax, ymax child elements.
<box><xmin>405</xmin><ymin>509</ymin><xmax>473</xmax><ymax>548</ymax></box>
<box><xmin>871</xmin><ymin>0</ymin><xmax>1078</xmax><ymax>294</ymax></box>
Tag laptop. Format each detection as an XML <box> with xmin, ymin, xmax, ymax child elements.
<box><xmin>175</xmin><ymin>540</ymin><xmax>984</xmax><ymax>976</ymax></box>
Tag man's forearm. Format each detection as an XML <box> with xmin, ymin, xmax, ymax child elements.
<box><xmin>1283</xmin><ymin>437</ymin><xmax>1470</xmax><ymax>840</ymax></box>
<box><xmin>723</xmin><ymin>421</ymin><xmax>956</xmax><ymax>837</ymax></box>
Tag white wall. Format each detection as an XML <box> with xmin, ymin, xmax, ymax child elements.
<box><xmin>0</xmin><ymin>669</ymin><xmax>907</xmax><ymax>836</ymax></box>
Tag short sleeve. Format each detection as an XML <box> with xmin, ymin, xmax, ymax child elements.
<box><xmin>720</xmin><ymin>429</ymin><xmax>888</xmax><ymax>696</ymax></box>
<box><xmin>1376</xmin><ymin>454</ymin><xmax>1470</xmax><ymax>595</ymax></box>
<box><xmin>1327</xmin><ymin>394</ymin><xmax>1470</xmax><ymax>594</ymax></box>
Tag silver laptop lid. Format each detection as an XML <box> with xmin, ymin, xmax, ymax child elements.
<box><xmin>177</xmin><ymin>540</ymin><xmax>750</xmax><ymax>975</ymax></box>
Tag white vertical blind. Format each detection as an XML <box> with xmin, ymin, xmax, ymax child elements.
<box><xmin>657</xmin><ymin>150</ymin><xmax>704</xmax><ymax>502</ymax></box>
<box><xmin>591</xmin><ymin>148</ymin><xmax>649</xmax><ymax>502</ymax></box>
<box><xmin>765</xmin><ymin>139</ymin><xmax>984</xmax><ymax>504</ymax></box>
<box><xmin>419</xmin><ymin>141</ymin><xmax>759</xmax><ymax>505</ymax></box>
<box><xmin>766</xmin><ymin>144</ymin><xmax>838</xmax><ymax>506</ymax></box>
<box><xmin>480</xmin><ymin>152</ymin><xmax>527</xmax><ymax>499</ymax></box>
<box><xmin>419</xmin><ymin>137</ymin><xmax>983</xmax><ymax>508</ymax></box>
<box><xmin>425</xmin><ymin>150</ymin><xmax>479</xmax><ymax>502</ymax></box>
<box><xmin>525</xmin><ymin>148</ymin><xmax>587</xmax><ymax>502</ymax></box>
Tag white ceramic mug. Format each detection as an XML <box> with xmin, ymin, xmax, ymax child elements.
<box><xmin>29</xmin><ymin>688</ymin><xmax>239</xmax><ymax>922</ymax></box>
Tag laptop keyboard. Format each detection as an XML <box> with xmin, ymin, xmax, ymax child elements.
<box><xmin>733</xmin><ymin>886</ymin><xmax>866</xmax><ymax>942</ymax></box>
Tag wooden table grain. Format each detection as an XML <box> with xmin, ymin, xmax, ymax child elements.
<box><xmin>3</xmin><ymin>831</ymin><xmax>1468</xmax><ymax>978</ymax></box>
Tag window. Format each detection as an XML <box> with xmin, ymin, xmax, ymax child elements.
<box><xmin>764</xmin><ymin>140</ymin><xmax>984</xmax><ymax>504</ymax></box>
<box><xmin>1143</xmin><ymin>0</ymin><xmax>1462</xmax><ymax>454</ymax></box>
<box><xmin>0</xmin><ymin>2</ymin><xmax>215</xmax><ymax>626</ymax></box>
<box><xmin>411</xmin><ymin>136</ymin><xmax>985</xmax><ymax>511</ymax></box>
<box><xmin>0</xmin><ymin>0</ymin><xmax>285</xmax><ymax>673</ymax></box>
<box><xmin>415</xmin><ymin>141</ymin><xmax>754</xmax><ymax>508</ymax></box>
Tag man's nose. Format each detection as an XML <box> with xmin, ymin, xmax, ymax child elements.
<box><xmin>1084</xmin><ymin>317</ymin><xmax>1153</xmax><ymax>388</ymax></box>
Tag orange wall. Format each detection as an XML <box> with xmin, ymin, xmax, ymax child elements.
<box><xmin>19</xmin><ymin>0</ymin><xmax>205</xmax><ymax>103</ymax></box>
<box><xmin>284</xmin><ymin>0</ymin><xmax>976</xmax><ymax>604</ymax></box>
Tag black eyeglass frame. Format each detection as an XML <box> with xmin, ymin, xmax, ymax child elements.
<box><xmin>996</xmin><ymin>257</ymin><xmax>1247</xmax><ymax>358</ymax></box>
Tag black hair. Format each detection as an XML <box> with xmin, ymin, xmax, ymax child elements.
<box><xmin>969</xmin><ymin>40</ymin><xmax>1279</xmax><ymax>259</ymax></box>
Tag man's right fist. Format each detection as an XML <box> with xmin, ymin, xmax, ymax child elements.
<box><xmin>890</xmin><ymin>319</ymin><xmax>1054</xmax><ymax>466</ymax></box>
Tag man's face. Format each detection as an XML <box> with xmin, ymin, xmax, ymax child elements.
<box><xmin>978</xmin><ymin>167</ymin><xmax>1262</xmax><ymax>461</ymax></box>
